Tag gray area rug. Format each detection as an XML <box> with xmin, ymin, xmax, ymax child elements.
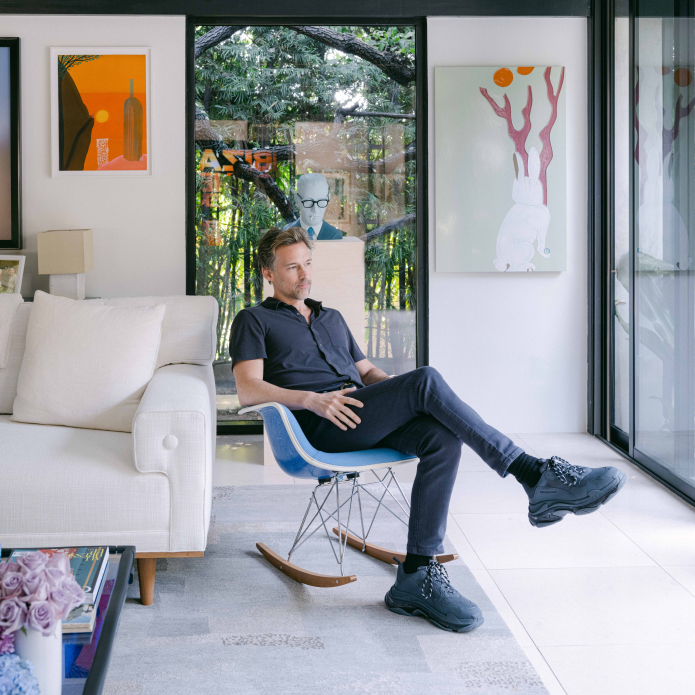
<box><xmin>105</xmin><ymin>484</ymin><xmax>548</xmax><ymax>695</ymax></box>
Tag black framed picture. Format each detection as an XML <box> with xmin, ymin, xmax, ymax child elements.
<box><xmin>0</xmin><ymin>38</ymin><xmax>20</xmax><ymax>249</ymax></box>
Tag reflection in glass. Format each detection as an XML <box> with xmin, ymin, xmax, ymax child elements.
<box><xmin>634</xmin><ymin>18</ymin><xmax>695</xmax><ymax>484</ymax></box>
<box><xmin>193</xmin><ymin>26</ymin><xmax>417</xmax><ymax>421</ymax></box>
<box><xmin>613</xmin><ymin>16</ymin><xmax>630</xmax><ymax>435</ymax></box>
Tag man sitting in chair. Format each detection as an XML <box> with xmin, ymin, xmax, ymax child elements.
<box><xmin>230</xmin><ymin>226</ymin><xmax>626</xmax><ymax>633</ymax></box>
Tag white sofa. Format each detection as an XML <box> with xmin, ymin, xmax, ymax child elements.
<box><xmin>0</xmin><ymin>295</ymin><xmax>218</xmax><ymax>604</ymax></box>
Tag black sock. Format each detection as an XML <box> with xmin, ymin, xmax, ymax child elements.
<box><xmin>507</xmin><ymin>452</ymin><xmax>544</xmax><ymax>488</ymax></box>
<box><xmin>403</xmin><ymin>553</ymin><xmax>433</xmax><ymax>574</ymax></box>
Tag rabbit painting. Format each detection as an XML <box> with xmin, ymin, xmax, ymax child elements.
<box><xmin>479</xmin><ymin>66</ymin><xmax>565</xmax><ymax>272</ymax></box>
<box><xmin>493</xmin><ymin>148</ymin><xmax>551</xmax><ymax>272</ymax></box>
<box><xmin>435</xmin><ymin>66</ymin><xmax>567</xmax><ymax>272</ymax></box>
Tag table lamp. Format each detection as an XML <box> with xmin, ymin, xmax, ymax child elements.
<box><xmin>37</xmin><ymin>229</ymin><xmax>94</xmax><ymax>300</ymax></box>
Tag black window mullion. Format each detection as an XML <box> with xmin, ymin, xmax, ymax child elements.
<box><xmin>588</xmin><ymin>0</ymin><xmax>614</xmax><ymax>439</ymax></box>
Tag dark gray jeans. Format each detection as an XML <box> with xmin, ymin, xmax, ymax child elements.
<box><xmin>294</xmin><ymin>366</ymin><xmax>524</xmax><ymax>555</ymax></box>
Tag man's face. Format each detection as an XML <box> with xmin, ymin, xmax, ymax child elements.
<box><xmin>263</xmin><ymin>243</ymin><xmax>312</xmax><ymax>300</ymax></box>
<box><xmin>295</xmin><ymin>177</ymin><xmax>329</xmax><ymax>229</ymax></box>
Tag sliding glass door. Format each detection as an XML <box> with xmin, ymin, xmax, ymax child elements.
<box><xmin>610</xmin><ymin>1</ymin><xmax>695</xmax><ymax>499</ymax></box>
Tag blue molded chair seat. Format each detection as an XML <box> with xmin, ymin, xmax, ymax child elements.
<box><xmin>238</xmin><ymin>402</ymin><xmax>418</xmax><ymax>478</ymax></box>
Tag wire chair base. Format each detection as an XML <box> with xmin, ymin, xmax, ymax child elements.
<box><xmin>256</xmin><ymin>468</ymin><xmax>458</xmax><ymax>587</ymax></box>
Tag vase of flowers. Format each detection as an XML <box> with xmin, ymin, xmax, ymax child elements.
<box><xmin>0</xmin><ymin>551</ymin><xmax>86</xmax><ymax>695</ymax></box>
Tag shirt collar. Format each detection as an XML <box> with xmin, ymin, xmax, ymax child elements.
<box><xmin>261</xmin><ymin>296</ymin><xmax>324</xmax><ymax>315</ymax></box>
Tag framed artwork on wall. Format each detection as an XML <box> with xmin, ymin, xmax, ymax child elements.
<box><xmin>50</xmin><ymin>47</ymin><xmax>151</xmax><ymax>177</ymax></box>
<box><xmin>0</xmin><ymin>38</ymin><xmax>21</xmax><ymax>249</ymax></box>
<box><xmin>435</xmin><ymin>66</ymin><xmax>567</xmax><ymax>272</ymax></box>
<box><xmin>0</xmin><ymin>255</ymin><xmax>25</xmax><ymax>294</ymax></box>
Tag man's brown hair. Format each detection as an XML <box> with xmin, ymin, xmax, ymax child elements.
<box><xmin>257</xmin><ymin>226</ymin><xmax>315</xmax><ymax>272</ymax></box>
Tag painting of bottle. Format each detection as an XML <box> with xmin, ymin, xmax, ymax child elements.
<box><xmin>123</xmin><ymin>78</ymin><xmax>143</xmax><ymax>161</ymax></box>
<box><xmin>52</xmin><ymin>50</ymin><xmax>149</xmax><ymax>175</ymax></box>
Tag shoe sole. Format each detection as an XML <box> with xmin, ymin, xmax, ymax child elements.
<box><xmin>384</xmin><ymin>590</ymin><xmax>484</xmax><ymax>633</ymax></box>
<box><xmin>529</xmin><ymin>471</ymin><xmax>627</xmax><ymax>528</ymax></box>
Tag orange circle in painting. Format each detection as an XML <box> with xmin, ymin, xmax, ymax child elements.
<box><xmin>517</xmin><ymin>67</ymin><xmax>534</xmax><ymax>75</ymax></box>
<box><xmin>661</xmin><ymin>66</ymin><xmax>672</xmax><ymax>75</ymax></box>
<box><xmin>95</xmin><ymin>110</ymin><xmax>109</xmax><ymax>123</ymax></box>
<box><xmin>493</xmin><ymin>68</ymin><xmax>513</xmax><ymax>87</ymax></box>
<box><xmin>674</xmin><ymin>68</ymin><xmax>692</xmax><ymax>87</ymax></box>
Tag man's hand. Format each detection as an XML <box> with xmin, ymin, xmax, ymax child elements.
<box><xmin>304</xmin><ymin>387</ymin><xmax>364</xmax><ymax>431</ymax></box>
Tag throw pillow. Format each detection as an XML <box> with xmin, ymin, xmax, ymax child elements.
<box><xmin>11</xmin><ymin>291</ymin><xmax>166</xmax><ymax>432</ymax></box>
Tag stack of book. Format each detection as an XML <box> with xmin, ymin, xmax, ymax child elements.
<box><xmin>9</xmin><ymin>547</ymin><xmax>110</xmax><ymax>633</ymax></box>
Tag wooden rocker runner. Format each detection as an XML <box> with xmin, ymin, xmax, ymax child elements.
<box><xmin>239</xmin><ymin>403</ymin><xmax>458</xmax><ymax>587</ymax></box>
<box><xmin>332</xmin><ymin>528</ymin><xmax>458</xmax><ymax>566</ymax></box>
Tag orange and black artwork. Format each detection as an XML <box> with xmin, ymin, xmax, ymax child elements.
<box><xmin>57</xmin><ymin>53</ymin><xmax>148</xmax><ymax>172</ymax></box>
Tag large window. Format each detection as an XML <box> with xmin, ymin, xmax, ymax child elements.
<box><xmin>608</xmin><ymin>5</ymin><xmax>695</xmax><ymax>500</ymax></box>
<box><xmin>192</xmin><ymin>23</ymin><xmax>420</xmax><ymax>424</ymax></box>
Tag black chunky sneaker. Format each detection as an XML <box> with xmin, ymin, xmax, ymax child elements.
<box><xmin>522</xmin><ymin>455</ymin><xmax>627</xmax><ymax>528</ymax></box>
<box><xmin>385</xmin><ymin>560</ymin><xmax>484</xmax><ymax>633</ymax></box>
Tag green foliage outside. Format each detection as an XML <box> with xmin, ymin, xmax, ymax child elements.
<box><xmin>194</xmin><ymin>25</ymin><xmax>417</xmax><ymax>366</ymax></box>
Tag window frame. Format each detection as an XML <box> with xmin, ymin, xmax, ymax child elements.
<box><xmin>186</xmin><ymin>17</ymin><xmax>428</xmax><ymax>433</ymax></box>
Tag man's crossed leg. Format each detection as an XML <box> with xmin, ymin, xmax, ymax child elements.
<box><xmin>295</xmin><ymin>366</ymin><xmax>626</xmax><ymax>633</ymax></box>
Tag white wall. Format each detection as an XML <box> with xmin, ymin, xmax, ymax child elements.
<box><xmin>428</xmin><ymin>17</ymin><xmax>588</xmax><ymax>433</ymax></box>
<box><xmin>0</xmin><ymin>14</ymin><xmax>586</xmax><ymax>431</ymax></box>
<box><xmin>0</xmin><ymin>15</ymin><xmax>186</xmax><ymax>298</ymax></box>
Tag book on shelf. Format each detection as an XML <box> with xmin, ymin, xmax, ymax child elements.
<box><xmin>61</xmin><ymin>571</ymin><xmax>111</xmax><ymax>634</ymax></box>
<box><xmin>9</xmin><ymin>546</ymin><xmax>109</xmax><ymax>605</ymax></box>
<box><xmin>63</xmin><ymin>576</ymin><xmax>115</xmax><ymax>680</ymax></box>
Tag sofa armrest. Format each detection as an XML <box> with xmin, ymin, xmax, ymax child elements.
<box><xmin>132</xmin><ymin>363</ymin><xmax>216</xmax><ymax>552</ymax></box>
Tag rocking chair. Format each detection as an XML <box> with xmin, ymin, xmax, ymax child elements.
<box><xmin>238</xmin><ymin>402</ymin><xmax>458</xmax><ymax>587</ymax></box>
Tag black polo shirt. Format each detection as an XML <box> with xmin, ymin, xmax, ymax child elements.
<box><xmin>229</xmin><ymin>296</ymin><xmax>365</xmax><ymax>393</ymax></box>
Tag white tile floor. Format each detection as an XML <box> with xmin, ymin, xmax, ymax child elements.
<box><xmin>214</xmin><ymin>433</ymin><xmax>695</xmax><ymax>695</ymax></box>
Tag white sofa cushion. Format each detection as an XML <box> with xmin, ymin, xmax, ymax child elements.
<box><xmin>0</xmin><ymin>296</ymin><xmax>219</xmax><ymax>414</ymax></box>
<box><xmin>0</xmin><ymin>416</ymin><xmax>170</xmax><ymax>552</ymax></box>
<box><xmin>103</xmin><ymin>296</ymin><xmax>219</xmax><ymax>368</ymax></box>
<box><xmin>11</xmin><ymin>291</ymin><xmax>166</xmax><ymax>432</ymax></box>
<box><xmin>0</xmin><ymin>294</ymin><xmax>23</xmax><ymax>368</ymax></box>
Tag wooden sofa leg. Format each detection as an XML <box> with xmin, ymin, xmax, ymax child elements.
<box><xmin>137</xmin><ymin>558</ymin><xmax>156</xmax><ymax>606</ymax></box>
<box><xmin>134</xmin><ymin>552</ymin><xmax>204</xmax><ymax>606</ymax></box>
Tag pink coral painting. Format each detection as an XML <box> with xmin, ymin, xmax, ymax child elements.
<box><xmin>434</xmin><ymin>66</ymin><xmax>567</xmax><ymax>273</ymax></box>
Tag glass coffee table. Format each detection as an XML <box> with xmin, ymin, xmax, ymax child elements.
<box><xmin>1</xmin><ymin>545</ymin><xmax>134</xmax><ymax>695</ymax></box>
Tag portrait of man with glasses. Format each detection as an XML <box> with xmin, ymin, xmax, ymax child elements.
<box><xmin>284</xmin><ymin>173</ymin><xmax>345</xmax><ymax>240</ymax></box>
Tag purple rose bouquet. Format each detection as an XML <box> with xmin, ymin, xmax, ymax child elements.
<box><xmin>0</xmin><ymin>552</ymin><xmax>86</xmax><ymax>654</ymax></box>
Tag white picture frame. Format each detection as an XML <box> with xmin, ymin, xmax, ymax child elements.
<box><xmin>50</xmin><ymin>47</ymin><xmax>152</xmax><ymax>177</ymax></box>
<box><xmin>0</xmin><ymin>255</ymin><xmax>25</xmax><ymax>294</ymax></box>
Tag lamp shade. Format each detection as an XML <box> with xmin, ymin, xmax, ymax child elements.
<box><xmin>37</xmin><ymin>229</ymin><xmax>94</xmax><ymax>275</ymax></box>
